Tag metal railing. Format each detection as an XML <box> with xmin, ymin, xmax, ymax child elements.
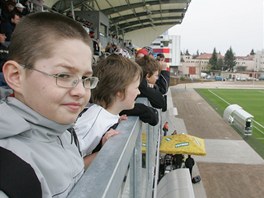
<box><xmin>68</xmin><ymin>98</ymin><xmax>161</xmax><ymax>198</ymax></box>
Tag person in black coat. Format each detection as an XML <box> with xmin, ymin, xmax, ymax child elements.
<box><xmin>174</xmin><ymin>154</ymin><xmax>184</xmax><ymax>169</ymax></box>
<box><xmin>185</xmin><ymin>155</ymin><xmax>195</xmax><ymax>177</ymax></box>
<box><xmin>156</xmin><ymin>53</ymin><xmax>170</xmax><ymax>111</ymax></box>
<box><xmin>136</xmin><ymin>55</ymin><xmax>166</xmax><ymax>110</ymax></box>
<box><xmin>0</xmin><ymin>11</ymin><xmax>22</xmax><ymax>46</ymax></box>
<box><xmin>0</xmin><ymin>33</ymin><xmax>9</xmax><ymax>87</ymax></box>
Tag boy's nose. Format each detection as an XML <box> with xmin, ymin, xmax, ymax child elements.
<box><xmin>71</xmin><ymin>80</ymin><xmax>88</xmax><ymax>96</ymax></box>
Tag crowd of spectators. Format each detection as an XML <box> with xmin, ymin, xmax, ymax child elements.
<box><xmin>66</xmin><ymin>11</ymin><xmax>94</xmax><ymax>29</ymax></box>
<box><xmin>0</xmin><ymin>0</ymin><xmax>45</xmax><ymax>97</ymax></box>
<box><xmin>0</xmin><ymin>0</ymin><xmax>32</xmax><ymax>92</ymax></box>
<box><xmin>0</xmin><ymin>0</ymin><xmax>32</xmax><ymax>44</ymax></box>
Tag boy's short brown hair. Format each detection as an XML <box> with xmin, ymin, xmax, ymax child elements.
<box><xmin>136</xmin><ymin>55</ymin><xmax>160</xmax><ymax>77</ymax></box>
<box><xmin>92</xmin><ymin>54</ymin><xmax>142</xmax><ymax>109</ymax></box>
<box><xmin>8</xmin><ymin>12</ymin><xmax>91</xmax><ymax>68</ymax></box>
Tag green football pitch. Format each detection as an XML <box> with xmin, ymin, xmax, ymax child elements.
<box><xmin>195</xmin><ymin>88</ymin><xmax>264</xmax><ymax>158</ymax></box>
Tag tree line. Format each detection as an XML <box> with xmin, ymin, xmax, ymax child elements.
<box><xmin>209</xmin><ymin>47</ymin><xmax>236</xmax><ymax>71</ymax></box>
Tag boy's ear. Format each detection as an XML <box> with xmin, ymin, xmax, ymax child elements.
<box><xmin>116</xmin><ymin>91</ymin><xmax>124</xmax><ymax>100</ymax></box>
<box><xmin>2</xmin><ymin>61</ymin><xmax>24</xmax><ymax>92</ymax></box>
<box><xmin>146</xmin><ymin>74</ymin><xmax>151</xmax><ymax>81</ymax></box>
<box><xmin>116</xmin><ymin>91</ymin><xmax>122</xmax><ymax>98</ymax></box>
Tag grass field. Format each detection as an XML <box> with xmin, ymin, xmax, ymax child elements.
<box><xmin>195</xmin><ymin>88</ymin><xmax>264</xmax><ymax>158</ymax></box>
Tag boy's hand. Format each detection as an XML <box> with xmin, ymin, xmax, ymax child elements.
<box><xmin>102</xmin><ymin>129</ymin><xmax>119</xmax><ymax>145</ymax></box>
<box><xmin>119</xmin><ymin>114</ymin><xmax>128</xmax><ymax>122</ymax></box>
<box><xmin>160</xmin><ymin>61</ymin><xmax>168</xmax><ymax>71</ymax></box>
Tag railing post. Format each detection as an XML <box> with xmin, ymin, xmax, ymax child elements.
<box><xmin>129</xmin><ymin>128</ymin><xmax>143</xmax><ymax>198</ymax></box>
<box><xmin>153</xmin><ymin>128</ymin><xmax>161</xmax><ymax>198</ymax></box>
<box><xmin>145</xmin><ymin>110</ymin><xmax>161</xmax><ymax>198</ymax></box>
<box><xmin>145</xmin><ymin>124</ymin><xmax>154</xmax><ymax>198</ymax></box>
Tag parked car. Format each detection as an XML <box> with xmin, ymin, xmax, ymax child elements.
<box><xmin>246</xmin><ymin>77</ymin><xmax>258</xmax><ymax>81</ymax></box>
<box><xmin>259</xmin><ymin>76</ymin><xmax>264</xmax><ymax>81</ymax></box>
<box><xmin>236</xmin><ymin>77</ymin><xmax>247</xmax><ymax>81</ymax></box>
<box><xmin>215</xmin><ymin>76</ymin><xmax>223</xmax><ymax>81</ymax></box>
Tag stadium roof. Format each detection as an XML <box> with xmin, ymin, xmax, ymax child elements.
<box><xmin>45</xmin><ymin>0</ymin><xmax>191</xmax><ymax>47</ymax></box>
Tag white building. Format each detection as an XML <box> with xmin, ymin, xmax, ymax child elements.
<box><xmin>254</xmin><ymin>50</ymin><xmax>264</xmax><ymax>72</ymax></box>
<box><xmin>180</xmin><ymin>53</ymin><xmax>216</xmax><ymax>78</ymax></box>
<box><xmin>235</xmin><ymin>55</ymin><xmax>255</xmax><ymax>72</ymax></box>
<box><xmin>150</xmin><ymin>32</ymin><xmax>181</xmax><ymax>75</ymax></box>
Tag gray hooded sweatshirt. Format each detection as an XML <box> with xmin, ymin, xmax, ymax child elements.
<box><xmin>0</xmin><ymin>97</ymin><xmax>84</xmax><ymax>198</ymax></box>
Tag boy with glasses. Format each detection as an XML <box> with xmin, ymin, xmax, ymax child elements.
<box><xmin>0</xmin><ymin>12</ymin><xmax>98</xmax><ymax>198</ymax></box>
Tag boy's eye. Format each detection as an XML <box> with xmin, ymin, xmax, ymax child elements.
<box><xmin>55</xmin><ymin>73</ymin><xmax>72</xmax><ymax>79</ymax></box>
<box><xmin>82</xmin><ymin>76</ymin><xmax>90</xmax><ymax>80</ymax></box>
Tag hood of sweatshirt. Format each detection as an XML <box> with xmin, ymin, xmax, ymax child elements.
<box><xmin>0</xmin><ymin>97</ymin><xmax>73</xmax><ymax>140</ymax></box>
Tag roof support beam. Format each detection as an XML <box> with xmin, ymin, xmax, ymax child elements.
<box><xmin>112</xmin><ymin>16</ymin><xmax>182</xmax><ymax>30</ymax></box>
<box><xmin>103</xmin><ymin>0</ymin><xmax>190</xmax><ymax>15</ymax></box>
<box><xmin>110</xmin><ymin>9</ymin><xmax>186</xmax><ymax>24</ymax></box>
<box><xmin>119</xmin><ymin>21</ymin><xmax>180</xmax><ymax>34</ymax></box>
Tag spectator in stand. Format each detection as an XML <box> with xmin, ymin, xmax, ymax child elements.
<box><xmin>136</xmin><ymin>55</ymin><xmax>166</xmax><ymax>109</ymax></box>
<box><xmin>0</xmin><ymin>11</ymin><xmax>22</xmax><ymax>46</ymax></box>
<box><xmin>0</xmin><ymin>32</ymin><xmax>8</xmax><ymax>71</ymax></box>
<box><xmin>74</xmin><ymin>54</ymin><xmax>142</xmax><ymax>168</ymax></box>
<box><xmin>156</xmin><ymin>53</ymin><xmax>169</xmax><ymax>71</ymax></box>
<box><xmin>0</xmin><ymin>33</ymin><xmax>12</xmax><ymax>98</ymax></box>
<box><xmin>114</xmin><ymin>47</ymin><xmax>131</xmax><ymax>59</ymax></box>
<box><xmin>31</xmin><ymin>0</ymin><xmax>44</xmax><ymax>12</ymax></box>
<box><xmin>112</xmin><ymin>43</ymin><xmax>117</xmax><ymax>52</ymax></box>
<box><xmin>15</xmin><ymin>2</ymin><xmax>29</xmax><ymax>16</ymax></box>
<box><xmin>19</xmin><ymin>0</ymin><xmax>32</xmax><ymax>15</ymax></box>
<box><xmin>0</xmin><ymin>32</ymin><xmax>9</xmax><ymax>89</ymax></box>
<box><xmin>156</xmin><ymin>53</ymin><xmax>170</xmax><ymax>112</ymax></box>
<box><xmin>135</xmin><ymin>48</ymin><xmax>148</xmax><ymax>60</ymax></box>
<box><xmin>142</xmin><ymin>46</ymin><xmax>154</xmax><ymax>58</ymax></box>
<box><xmin>15</xmin><ymin>3</ymin><xmax>25</xmax><ymax>13</ymax></box>
<box><xmin>128</xmin><ymin>42</ymin><xmax>135</xmax><ymax>55</ymax></box>
<box><xmin>0</xmin><ymin>12</ymin><xmax>95</xmax><ymax>198</ymax></box>
<box><xmin>89</xmin><ymin>30</ymin><xmax>100</xmax><ymax>56</ymax></box>
<box><xmin>1</xmin><ymin>0</ymin><xmax>16</xmax><ymax>21</ymax></box>
<box><xmin>105</xmin><ymin>42</ymin><xmax>114</xmax><ymax>54</ymax></box>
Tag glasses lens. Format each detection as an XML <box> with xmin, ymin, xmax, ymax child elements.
<box><xmin>56</xmin><ymin>73</ymin><xmax>76</xmax><ymax>88</ymax></box>
<box><xmin>83</xmin><ymin>77</ymin><xmax>99</xmax><ymax>89</ymax></box>
<box><xmin>55</xmin><ymin>73</ymin><xmax>98</xmax><ymax>89</ymax></box>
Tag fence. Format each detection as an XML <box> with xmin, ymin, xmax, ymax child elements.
<box><xmin>68</xmin><ymin>98</ymin><xmax>161</xmax><ymax>198</ymax></box>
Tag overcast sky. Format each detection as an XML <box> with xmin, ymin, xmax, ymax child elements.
<box><xmin>168</xmin><ymin>0</ymin><xmax>263</xmax><ymax>56</ymax></box>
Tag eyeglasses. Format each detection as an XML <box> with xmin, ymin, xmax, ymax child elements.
<box><xmin>20</xmin><ymin>65</ymin><xmax>99</xmax><ymax>89</ymax></box>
